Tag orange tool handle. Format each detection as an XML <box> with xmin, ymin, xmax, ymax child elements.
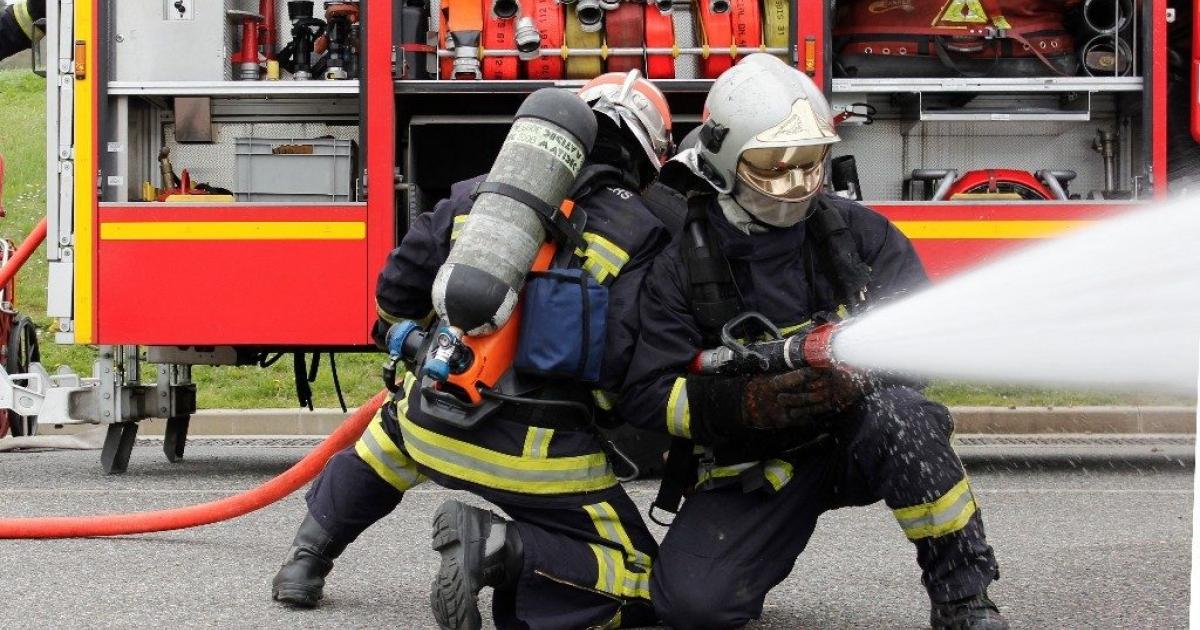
<box><xmin>445</xmin><ymin>200</ymin><xmax>576</xmax><ymax>404</ymax></box>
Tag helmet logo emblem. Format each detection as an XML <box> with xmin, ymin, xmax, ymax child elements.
<box><xmin>755</xmin><ymin>98</ymin><xmax>834</xmax><ymax>143</ymax></box>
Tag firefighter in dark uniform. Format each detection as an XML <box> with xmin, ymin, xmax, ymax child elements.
<box><xmin>618</xmin><ymin>54</ymin><xmax>1008</xmax><ymax>630</ymax></box>
<box><xmin>271</xmin><ymin>71</ymin><xmax>673</xmax><ymax>630</ymax></box>
<box><xmin>0</xmin><ymin>0</ymin><xmax>43</xmax><ymax>61</ymax></box>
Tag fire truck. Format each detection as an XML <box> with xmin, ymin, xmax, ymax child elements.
<box><xmin>0</xmin><ymin>0</ymin><xmax>1186</xmax><ymax>472</ymax></box>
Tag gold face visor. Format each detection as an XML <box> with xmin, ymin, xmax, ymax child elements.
<box><xmin>735</xmin><ymin>145</ymin><xmax>830</xmax><ymax>201</ymax></box>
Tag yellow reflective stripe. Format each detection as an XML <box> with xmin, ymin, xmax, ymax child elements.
<box><xmin>450</xmin><ymin>214</ymin><xmax>468</xmax><ymax>242</ymax></box>
<box><xmin>73</xmin><ymin>0</ymin><xmax>96</xmax><ymax>343</ymax></box>
<box><xmin>763</xmin><ymin>459</ymin><xmax>794</xmax><ymax>492</ymax></box>
<box><xmin>354</xmin><ymin>414</ymin><xmax>426</xmax><ymax>492</ymax></box>
<box><xmin>588</xmin><ymin>543</ymin><xmax>649</xmax><ymax>601</ymax></box>
<box><xmin>522</xmin><ymin>427</ymin><xmax>555</xmax><ymax>459</ymax></box>
<box><xmin>695</xmin><ymin>461</ymin><xmax>757</xmax><ymax>487</ymax></box>
<box><xmin>582</xmin><ymin>259</ymin><xmax>613</xmax><ymax>284</ymax></box>
<box><xmin>583</xmin><ymin>232</ymin><xmax>630</xmax><ymax>269</ymax></box>
<box><xmin>397</xmin><ymin>387</ymin><xmax>616</xmax><ymax>494</ymax></box>
<box><xmin>14</xmin><ymin>1</ymin><xmax>34</xmax><ymax>38</ymax></box>
<box><xmin>589</xmin><ymin>543</ymin><xmax>622</xmax><ymax>594</ymax></box>
<box><xmin>584</xmin><ymin>503</ymin><xmax>652</xmax><ymax>570</ymax></box>
<box><xmin>623</xmin><ymin>566</ymin><xmax>651</xmax><ymax>601</ymax></box>
<box><xmin>893</xmin><ymin>478</ymin><xmax>979</xmax><ymax>540</ymax></box>
<box><xmin>666</xmin><ymin>377</ymin><xmax>691</xmax><ymax>439</ymax></box>
<box><xmin>99</xmin><ymin>221</ymin><xmax>366</xmax><ymax>241</ymax></box>
<box><xmin>592</xmin><ymin>390</ymin><xmax>615</xmax><ymax>411</ymax></box>
<box><xmin>778</xmin><ymin>320</ymin><xmax>812</xmax><ymax>336</ymax></box>
<box><xmin>580</xmin><ymin>231</ymin><xmax>629</xmax><ymax>283</ymax></box>
<box><xmin>894</xmin><ymin>220</ymin><xmax>1087</xmax><ymax>240</ymax></box>
<box><xmin>584</xmin><ymin>502</ymin><xmax>653</xmax><ymax>600</ymax></box>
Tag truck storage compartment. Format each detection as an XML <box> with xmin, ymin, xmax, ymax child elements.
<box><xmin>831</xmin><ymin>0</ymin><xmax>1140</xmax><ymax>81</ymax></box>
<box><xmin>234</xmin><ymin>137</ymin><xmax>357</xmax><ymax>202</ymax></box>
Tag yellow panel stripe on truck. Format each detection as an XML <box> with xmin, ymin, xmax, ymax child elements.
<box><xmin>99</xmin><ymin>222</ymin><xmax>367</xmax><ymax>241</ymax></box>
<box><xmin>73</xmin><ymin>0</ymin><xmax>96</xmax><ymax>343</ymax></box>
<box><xmin>894</xmin><ymin>220</ymin><xmax>1088</xmax><ymax>240</ymax></box>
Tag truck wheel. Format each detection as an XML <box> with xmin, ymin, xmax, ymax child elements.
<box><xmin>5</xmin><ymin>316</ymin><xmax>40</xmax><ymax>437</ymax></box>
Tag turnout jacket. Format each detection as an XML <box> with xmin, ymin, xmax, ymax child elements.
<box><xmin>374</xmin><ymin>166</ymin><xmax>670</xmax><ymax>507</ymax></box>
<box><xmin>0</xmin><ymin>0</ymin><xmax>43</xmax><ymax>62</ymax></box>
<box><xmin>618</xmin><ymin>192</ymin><xmax>929</xmax><ymax>490</ymax></box>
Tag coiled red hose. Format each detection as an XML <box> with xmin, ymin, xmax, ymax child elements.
<box><xmin>0</xmin><ymin>390</ymin><xmax>387</xmax><ymax>539</ymax></box>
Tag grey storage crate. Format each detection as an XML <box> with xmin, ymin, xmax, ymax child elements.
<box><xmin>234</xmin><ymin>138</ymin><xmax>356</xmax><ymax>202</ymax></box>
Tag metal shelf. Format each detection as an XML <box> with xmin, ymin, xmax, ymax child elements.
<box><xmin>833</xmin><ymin>76</ymin><xmax>1143</xmax><ymax>94</ymax></box>
<box><xmin>395</xmin><ymin>76</ymin><xmax>1142</xmax><ymax>95</ymax></box>
<box><xmin>107</xmin><ymin>80</ymin><xmax>361</xmax><ymax>97</ymax></box>
<box><xmin>394</xmin><ymin>79</ymin><xmax>716</xmax><ymax>94</ymax></box>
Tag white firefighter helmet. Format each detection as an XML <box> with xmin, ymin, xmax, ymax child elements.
<box><xmin>694</xmin><ymin>54</ymin><xmax>839</xmax><ymax>221</ymax></box>
<box><xmin>578</xmin><ymin>70</ymin><xmax>673</xmax><ymax>170</ymax></box>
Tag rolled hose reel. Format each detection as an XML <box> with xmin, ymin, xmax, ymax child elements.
<box><xmin>432</xmin><ymin>0</ymin><xmax>779</xmax><ymax>79</ymax></box>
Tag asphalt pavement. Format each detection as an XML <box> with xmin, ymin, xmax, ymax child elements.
<box><xmin>0</xmin><ymin>440</ymin><xmax>1192</xmax><ymax>629</ymax></box>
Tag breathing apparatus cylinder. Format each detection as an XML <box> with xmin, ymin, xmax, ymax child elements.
<box><xmin>431</xmin><ymin>88</ymin><xmax>598</xmax><ymax>337</ymax></box>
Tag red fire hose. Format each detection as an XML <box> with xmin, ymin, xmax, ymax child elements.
<box><xmin>643</xmin><ymin>5</ymin><xmax>674</xmax><ymax>79</ymax></box>
<box><xmin>604</xmin><ymin>2</ymin><xmax>646</xmax><ymax>74</ymax></box>
<box><xmin>0</xmin><ymin>218</ymin><xmax>47</xmax><ymax>290</ymax></box>
<box><xmin>483</xmin><ymin>6</ymin><xmax>519</xmax><ymax>79</ymax></box>
<box><xmin>0</xmin><ymin>390</ymin><xmax>387</xmax><ymax>539</ymax></box>
<box><xmin>1192</xmin><ymin>0</ymin><xmax>1199</xmax><ymax>143</ymax></box>
<box><xmin>698</xmin><ymin>1</ymin><xmax>733</xmax><ymax>78</ymax></box>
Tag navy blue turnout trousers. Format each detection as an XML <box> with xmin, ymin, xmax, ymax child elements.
<box><xmin>305</xmin><ymin>408</ymin><xmax>657</xmax><ymax>630</ymax></box>
<box><xmin>651</xmin><ymin>386</ymin><xmax>1000</xmax><ymax>630</ymax></box>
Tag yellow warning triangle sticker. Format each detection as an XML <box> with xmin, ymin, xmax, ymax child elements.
<box><xmin>936</xmin><ymin>0</ymin><xmax>989</xmax><ymax>25</ymax></box>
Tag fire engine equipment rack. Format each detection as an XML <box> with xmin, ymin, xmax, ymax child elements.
<box><xmin>3</xmin><ymin>0</ymin><xmax>1171</xmax><ymax>472</ymax></box>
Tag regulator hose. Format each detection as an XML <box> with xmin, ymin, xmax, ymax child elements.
<box><xmin>0</xmin><ymin>390</ymin><xmax>388</xmax><ymax>539</ymax></box>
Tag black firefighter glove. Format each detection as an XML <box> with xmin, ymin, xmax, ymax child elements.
<box><xmin>744</xmin><ymin>367</ymin><xmax>873</xmax><ymax>430</ymax></box>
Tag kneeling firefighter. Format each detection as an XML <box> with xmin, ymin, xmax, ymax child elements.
<box><xmin>272</xmin><ymin>71</ymin><xmax>673</xmax><ymax>630</ymax></box>
<box><xmin>0</xmin><ymin>0</ymin><xmax>44</xmax><ymax>62</ymax></box>
<box><xmin>617</xmin><ymin>54</ymin><xmax>1008</xmax><ymax>630</ymax></box>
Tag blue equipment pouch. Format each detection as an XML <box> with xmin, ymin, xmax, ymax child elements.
<box><xmin>514</xmin><ymin>268</ymin><xmax>607</xmax><ymax>384</ymax></box>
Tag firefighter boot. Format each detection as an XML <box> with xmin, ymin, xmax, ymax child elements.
<box><xmin>930</xmin><ymin>592</ymin><xmax>1010</xmax><ymax>630</ymax></box>
<box><xmin>429</xmin><ymin>500</ymin><xmax>524</xmax><ymax>630</ymax></box>
<box><xmin>271</xmin><ymin>513</ymin><xmax>349</xmax><ymax>608</ymax></box>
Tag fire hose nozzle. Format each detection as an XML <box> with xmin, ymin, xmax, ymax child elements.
<box><xmin>452</xmin><ymin>46</ymin><xmax>482</xmax><ymax>79</ymax></box>
<box><xmin>801</xmin><ymin>322</ymin><xmax>838</xmax><ymax>369</ymax></box>
<box><xmin>688</xmin><ymin>313</ymin><xmax>842</xmax><ymax>376</ymax></box>
<box><xmin>492</xmin><ymin>0</ymin><xmax>520</xmax><ymax>19</ymax></box>
<box><xmin>655</xmin><ymin>0</ymin><xmax>673</xmax><ymax>13</ymax></box>
<box><xmin>708</xmin><ymin>0</ymin><xmax>730</xmax><ymax>13</ymax></box>
<box><xmin>576</xmin><ymin>0</ymin><xmax>604</xmax><ymax>32</ymax></box>
<box><xmin>515</xmin><ymin>17</ymin><xmax>542</xmax><ymax>59</ymax></box>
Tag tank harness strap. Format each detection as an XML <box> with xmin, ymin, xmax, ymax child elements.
<box><xmin>654</xmin><ymin>194</ymin><xmax>738</xmax><ymax>520</ymax></box>
<box><xmin>650</xmin><ymin>436</ymin><xmax>699</xmax><ymax>524</ymax></box>
<box><xmin>680</xmin><ymin>194</ymin><xmax>742</xmax><ymax>346</ymax></box>
<box><xmin>807</xmin><ymin>197</ymin><xmax>872</xmax><ymax>308</ymax></box>
<box><xmin>471</xmin><ymin>180</ymin><xmax>586</xmax><ymax>251</ymax></box>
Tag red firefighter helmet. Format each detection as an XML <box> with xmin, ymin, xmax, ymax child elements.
<box><xmin>578</xmin><ymin>70</ymin><xmax>673</xmax><ymax>169</ymax></box>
